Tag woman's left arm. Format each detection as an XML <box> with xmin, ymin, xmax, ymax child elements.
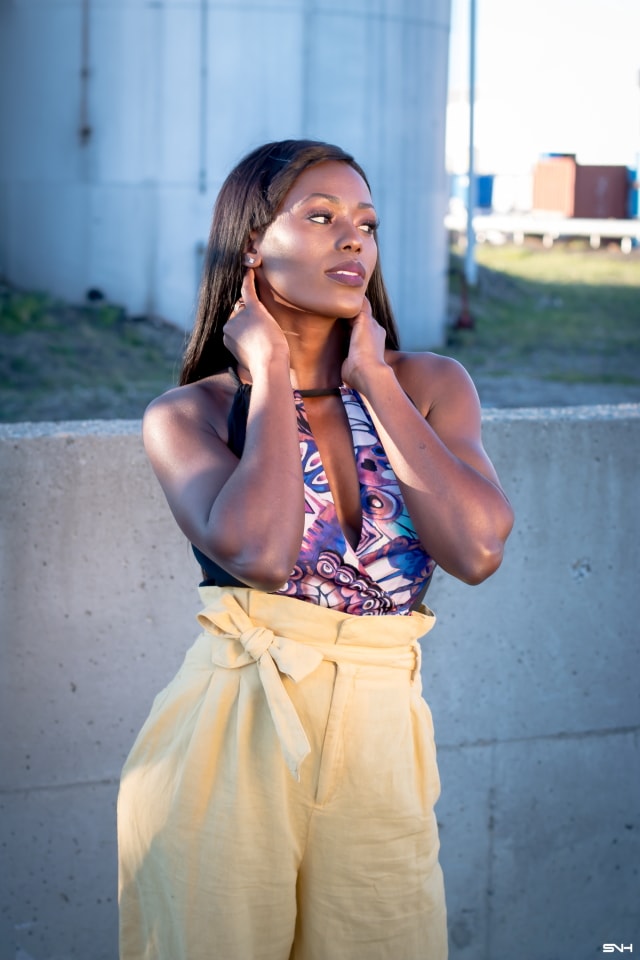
<box><xmin>342</xmin><ymin>305</ymin><xmax>514</xmax><ymax>585</ymax></box>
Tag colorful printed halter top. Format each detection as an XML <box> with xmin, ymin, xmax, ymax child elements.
<box><xmin>274</xmin><ymin>387</ymin><xmax>435</xmax><ymax>616</ymax></box>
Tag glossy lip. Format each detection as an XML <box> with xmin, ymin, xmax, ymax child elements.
<box><xmin>325</xmin><ymin>259</ymin><xmax>367</xmax><ymax>286</ymax></box>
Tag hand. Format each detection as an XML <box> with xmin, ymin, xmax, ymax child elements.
<box><xmin>341</xmin><ymin>298</ymin><xmax>389</xmax><ymax>394</ymax></box>
<box><xmin>223</xmin><ymin>269</ymin><xmax>289</xmax><ymax>375</ymax></box>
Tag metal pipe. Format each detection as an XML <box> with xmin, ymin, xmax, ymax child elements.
<box><xmin>79</xmin><ymin>0</ymin><xmax>92</xmax><ymax>146</ymax></box>
<box><xmin>198</xmin><ymin>0</ymin><xmax>208</xmax><ymax>194</ymax></box>
<box><xmin>464</xmin><ymin>0</ymin><xmax>478</xmax><ymax>286</ymax></box>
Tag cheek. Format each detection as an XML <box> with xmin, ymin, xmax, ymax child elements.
<box><xmin>258</xmin><ymin>238</ymin><xmax>319</xmax><ymax>298</ymax></box>
<box><xmin>258</xmin><ymin>219</ymin><xmax>310</xmax><ymax>270</ymax></box>
<box><xmin>262</xmin><ymin>250</ymin><xmax>309</xmax><ymax>282</ymax></box>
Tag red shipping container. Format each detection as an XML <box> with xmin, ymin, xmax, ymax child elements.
<box><xmin>574</xmin><ymin>165</ymin><xmax>628</xmax><ymax>219</ymax></box>
<box><xmin>533</xmin><ymin>156</ymin><xmax>576</xmax><ymax>216</ymax></box>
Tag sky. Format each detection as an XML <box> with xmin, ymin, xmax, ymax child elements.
<box><xmin>446</xmin><ymin>0</ymin><xmax>640</xmax><ymax>174</ymax></box>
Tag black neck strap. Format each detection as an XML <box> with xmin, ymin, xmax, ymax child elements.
<box><xmin>297</xmin><ymin>387</ymin><xmax>343</xmax><ymax>398</ymax></box>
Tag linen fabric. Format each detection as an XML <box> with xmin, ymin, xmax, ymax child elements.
<box><xmin>118</xmin><ymin>587</ymin><xmax>447</xmax><ymax>960</ymax></box>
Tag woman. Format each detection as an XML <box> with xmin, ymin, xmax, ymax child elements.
<box><xmin>118</xmin><ymin>139</ymin><xmax>514</xmax><ymax>960</ymax></box>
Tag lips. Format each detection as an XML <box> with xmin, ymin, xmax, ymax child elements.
<box><xmin>325</xmin><ymin>260</ymin><xmax>366</xmax><ymax>287</ymax></box>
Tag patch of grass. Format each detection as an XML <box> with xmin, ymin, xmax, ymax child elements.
<box><xmin>0</xmin><ymin>290</ymin><xmax>61</xmax><ymax>335</ymax></box>
<box><xmin>542</xmin><ymin>371</ymin><xmax>640</xmax><ymax>386</ymax></box>
<box><xmin>93</xmin><ymin>304</ymin><xmax>126</xmax><ymax>327</ymax></box>
<box><xmin>0</xmin><ymin>284</ymin><xmax>185</xmax><ymax>422</ymax></box>
<box><xmin>443</xmin><ymin>243</ymin><xmax>640</xmax><ymax>387</ymax></box>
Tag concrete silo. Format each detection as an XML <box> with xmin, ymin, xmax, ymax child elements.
<box><xmin>0</xmin><ymin>0</ymin><xmax>451</xmax><ymax>350</ymax></box>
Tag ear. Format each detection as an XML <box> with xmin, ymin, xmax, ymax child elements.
<box><xmin>242</xmin><ymin>231</ymin><xmax>263</xmax><ymax>268</ymax></box>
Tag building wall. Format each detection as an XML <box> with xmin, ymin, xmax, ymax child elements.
<box><xmin>1</xmin><ymin>405</ymin><xmax>639</xmax><ymax>960</ymax></box>
<box><xmin>0</xmin><ymin>0</ymin><xmax>451</xmax><ymax>349</ymax></box>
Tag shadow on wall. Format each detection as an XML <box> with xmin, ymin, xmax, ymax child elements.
<box><xmin>1</xmin><ymin>406</ymin><xmax>639</xmax><ymax>960</ymax></box>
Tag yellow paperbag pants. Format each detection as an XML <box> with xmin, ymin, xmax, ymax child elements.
<box><xmin>118</xmin><ymin>587</ymin><xmax>447</xmax><ymax>960</ymax></box>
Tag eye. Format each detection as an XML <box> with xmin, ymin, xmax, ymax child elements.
<box><xmin>308</xmin><ymin>210</ymin><xmax>333</xmax><ymax>224</ymax></box>
<box><xmin>359</xmin><ymin>219</ymin><xmax>380</xmax><ymax>236</ymax></box>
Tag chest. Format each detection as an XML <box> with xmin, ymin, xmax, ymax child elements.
<box><xmin>301</xmin><ymin>394</ymin><xmax>362</xmax><ymax>551</ymax></box>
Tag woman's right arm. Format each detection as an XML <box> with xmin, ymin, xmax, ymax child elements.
<box><xmin>142</xmin><ymin>271</ymin><xmax>304</xmax><ymax>591</ymax></box>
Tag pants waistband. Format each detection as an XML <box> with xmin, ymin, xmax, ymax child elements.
<box><xmin>196</xmin><ymin>587</ymin><xmax>436</xmax><ymax>781</ymax></box>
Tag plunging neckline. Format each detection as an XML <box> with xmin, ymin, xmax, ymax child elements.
<box><xmin>293</xmin><ymin>386</ymin><xmax>365</xmax><ymax>555</ymax></box>
<box><xmin>225</xmin><ymin>371</ymin><xmax>363</xmax><ymax>550</ymax></box>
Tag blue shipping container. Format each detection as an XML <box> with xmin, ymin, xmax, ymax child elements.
<box><xmin>628</xmin><ymin>168</ymin><xmax>639</xmax><ymax>218</ymax></box>
<box><xmin>450</xmin><ymin>173</ymin><xmax>494</xmax><ymax>211</ymax></box>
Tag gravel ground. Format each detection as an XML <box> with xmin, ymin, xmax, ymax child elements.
<box><xmin>1</xmin><ymin>277</ymin><xmax>639</xmax><ymax>422</ymax></box>
<box><xmin>471</xmin><ymin>373</ymin><xmax>640</xmax><ymax>409</ymax></box>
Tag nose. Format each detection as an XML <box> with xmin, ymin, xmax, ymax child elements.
<box><xmin>337</xmin><ymin>219</ymin><xmax>362</xmax><ymax>252</ymax></box>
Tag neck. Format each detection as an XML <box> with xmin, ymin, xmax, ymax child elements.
<box><xmin>284</xmin><ymin>314</ymin><xmax>348</xmax><ymax>391</ymax></box>
<box><xmin>240</xmin><ymin>303</ymin><xmax>349</xmax><ymax>392</ymax></box>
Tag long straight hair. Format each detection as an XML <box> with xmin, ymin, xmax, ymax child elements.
<box><xmin>180</xmin><ymin>140</ymin><xmax>400</xmax><ymax>385</ymax></box>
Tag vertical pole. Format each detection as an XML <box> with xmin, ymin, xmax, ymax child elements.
<box><xmin>465</xmin><ymin>0</ymin><xmax>478</xmax><ymax>286</ymax></box>
<box><xmin>79</xmin><ymin>0</ymin><xmax>91</xmax><ymax>149</ymax></box>
<box><xmin>198</xmin><ymin>0</ymin><xmax>208</xmax><ymax>194</ymax></box>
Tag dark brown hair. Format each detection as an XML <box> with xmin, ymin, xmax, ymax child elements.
<box><xmin>180</xmin><ymin>139</ymin><xmax>400</xmax><ymax>385</ymax></box>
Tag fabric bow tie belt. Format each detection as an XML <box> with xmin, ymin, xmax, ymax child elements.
<box><xmin>197</xmin><ymin>594</ymin><xmax>423</xmax><ymax>781</ymax></box>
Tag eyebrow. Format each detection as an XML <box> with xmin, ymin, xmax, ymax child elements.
<box><xmin>299</xmin><ymin>192</ymin><xmax>376</xmax><ymax>210</ymax></box>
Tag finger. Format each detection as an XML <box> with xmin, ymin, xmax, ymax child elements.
<box><xmin>359</xmin><ymin>296</ymin><xmax>374</xmax><ymax>320</ymax></box>
<box><xmin>240</xmin><ymin>267</ymin><xmax>259</xmax><ymax>304</ymax></box>
<box><xmin>345</xmin><ymin>301</ymin><xmax>369</xmax><ymax>325</ymax></box>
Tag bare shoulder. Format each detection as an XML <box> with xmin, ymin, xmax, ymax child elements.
<box><xmin>143</xmin><ymin>370</ymin><xmax>237</xmax><ymax>446</ymax></box>
<box><xmin>386</xmin><ymin>351</ymin><xmax>500</xmax><ymax>485</ymax></box>
<box><xmin>386</xmin><ymin>350</ymin><xmax>479</xmax><ymax>419</ymax></box>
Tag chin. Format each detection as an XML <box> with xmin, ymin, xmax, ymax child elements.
<box><xmin>265</xmin><ymin>281</ymin><xmax>364</xmax><ymax>320</ymax></box>
<box><xmin>279</xmin><ymin>298</ymin><xmax>363</xmax><ymax>321</ymax></box>
<box><xmin>309</xmin><ymin>293</ymin><xmax>365</xmax><ymax>319</ymax></box>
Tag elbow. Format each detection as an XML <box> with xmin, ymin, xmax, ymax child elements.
<box><xmin>241</xmin><ymin>566</ymin><xmax>293</xmax><ymax>593</ymax></box>
<box><xmin>463</xmin><ymin>499</ymin><xmax>515</xmax><ymax>584</ymax></box>
<box><xmin>450</xmin><ymin>510</ymin><xmax>514</xmax><ymax>585</ymax></box>
<box><xmin>457</xmin><ymin>542</ymin><xmax>506</xmax><ymax>585</ymax></box>
<box><xmin>232</xmin><ymin>548</ymin><xmax>297</xmax><ymax>593</ymax></box>
<box><xmin>205</xmin><ymin>541</ymin><xmax>295</xmax><ymax>593</ymax></box>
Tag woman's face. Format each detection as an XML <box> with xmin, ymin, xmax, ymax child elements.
<box><xmin>251</xmin><ymin>161</ymin><xmax>379</xmax><ymax>320</ymax></box>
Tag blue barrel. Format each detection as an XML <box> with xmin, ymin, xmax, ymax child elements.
<box><xmin>628</xmin><ymin>168</ymin><xmax>639</xmax><ymax>218</ymax></box>
<box><xmin>449</xmin><ymin>173</ymin><xmax>494</xmax><ymax>211</ymax></box>
<box><xmin>476</xmin><ymin>174</ymin><xmax>494</xmax><ymax>209</ymax></box>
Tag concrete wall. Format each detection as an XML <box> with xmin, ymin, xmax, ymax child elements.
<box><xmin>1</xmin><ymin>405</ymin><xmax>639</xmax><ymax>960</ymax></box>
<box><xmin>0</xmin><ymin>0</ymin><xmax>451</xmax><ymax>349</ymax></box>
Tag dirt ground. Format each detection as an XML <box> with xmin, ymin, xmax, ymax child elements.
<box><xmin>465</xmin><ymin>372</ymin><xmax>640</xmax><ymax>409</ymax></box>
<box><xmin>1</xmin><ymin>271</ymin><xmax>639</xmax><ymax>423</ymax></box>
